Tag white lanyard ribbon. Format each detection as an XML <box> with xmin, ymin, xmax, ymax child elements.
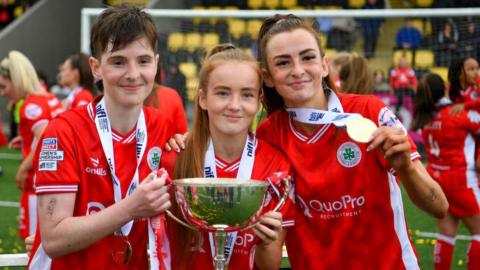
<box><xmin>94</xmin><ymin>97</ymin><xmax>147</xmax><ymax>236</ymax></box>
<box><xmin>285</xmin><ymin>89</ymin><xmax>360</xmax><ymax>127</ymax></box>
<box><xmin>205</xmin><ymin>133</ymin><xmax>256</xmax><ymax>265</ymax></box>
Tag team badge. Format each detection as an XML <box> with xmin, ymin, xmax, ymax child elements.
<box><xmin>337</xmin><ymin>142</ymin><xmax>362</xmax><ymax>168</ymax></box>
<box><xmin>147</xmin><ymin>147</ymin><xmax>162</xmax><ymax>171</ymax></box>
<box><xmin>25</xmin><ymin>103</ymin><xmax>42</xmax><ymax>120</ymax></box>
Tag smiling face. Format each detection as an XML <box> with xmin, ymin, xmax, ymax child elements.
<box><xmin>264</xmin><ymin>28</ymin><xmax>329</xmax><ymax>109</ymax></box>
<box><xmin>199</xmin><ymin>60</ymin><xmax>260</xmax><ymax>138</ymax></box>
<box><xmin>89</xmin><ymin>36</ymin><xmax>158</xmax><ymax>109</ymax></box>
<box><xmin>462</xmin><ymin>58</ymin><xmax>479</xmax><ymax>87</ymax></box>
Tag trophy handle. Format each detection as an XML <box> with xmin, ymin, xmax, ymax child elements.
<box><xmin>241</xmin><ymin>176</ymin><xmax>291</xmax><ymax>232</ymax></box>
<box><xmin>165</xmin><ymin>210</ymin><xmax>199</xmax><ymax>231</ymax></box>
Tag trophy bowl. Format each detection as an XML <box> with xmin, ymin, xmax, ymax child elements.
<box><xmin>173</xmin><ymin>178</ymin><xmax>269</xmax><ymax>231</ymax></box>
<box><xmin>166</xmin><ymin>176</ymin><xmax>290</xmax><ymax>270</ymax></box>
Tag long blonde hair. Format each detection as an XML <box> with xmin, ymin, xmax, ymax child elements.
<box><xmin>0</xmin><ymin>51</ymin><xmax>42</xmax><ymax>97</ymax></box>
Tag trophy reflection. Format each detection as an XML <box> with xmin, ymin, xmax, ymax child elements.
<box><xmin>166</xmin><ymin>177</ymin><xmax>290</xmax><ymax>270</ymax></box>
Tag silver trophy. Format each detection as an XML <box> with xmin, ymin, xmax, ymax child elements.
<box><xmin>166</xmin><ymin>177</ymin><xmax>290</xmax><ymax>270</ymax></box>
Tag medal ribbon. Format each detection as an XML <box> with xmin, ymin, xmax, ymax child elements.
<box><xmin>94</xmin><ymin>97</ymin><xmax>147</xmax><ymax>237</ymax></box>
<box><xmin>205</xmin><ymin>133</ymin><xmax>256</xmax><ymax>265</ymax></box>
<box><xmin>285</xmin><ymin>89</ymin><xmax>360</xmax><ymax>127</ymax></box>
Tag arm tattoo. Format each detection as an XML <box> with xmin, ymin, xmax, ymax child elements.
<box><xmin>47</xmin><ymin>198</ymin><xmax>57</xmax><ymax>216</ymax></box>
<box><xmin>426</xmin><ymin>188</ymin><xmax>438</xmax><ymax>202</ymax></box>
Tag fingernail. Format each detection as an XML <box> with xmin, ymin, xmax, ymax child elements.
<box><xmin>175</xmin><ymin>148</ymin><xmax>180</xmax><ymax>152</ymax></box>
<box><xmin>366</xmin><ymin>144</ymin><xmax>373</xmax><ymax>152</ymax></box>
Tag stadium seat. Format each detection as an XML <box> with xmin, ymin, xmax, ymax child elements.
<box><xmin>348</xmin><ymin>0</ymin><xmax>366</xmax><ymax>8</ymax></box>
<box><xmin>281</xmin><ymin>0</ymin><xmax>298</xmax><ymax>9</ymax></box>
<box><xmin>186</xmin><ymin>78</ymin><xmax>200</xmax><ymax>102</ymax></box>
<box><xmin>185</xmin><ymin>33</ymin><xmax>202</xmax><ymax>52</ymax></box>
<box><xmin>392</xmin><ymin>49</ymin><xmax>413</xmax><ymax>67</ymax></box>
<box><xmin>265</xmin><ymin>0</ymin><xmax>280</xmax><ymax>9</ymax></box>
<box><xmin>415</xmin><ymin>50</ymin><xmax>435</xmax><ymax>69</ymax></box>
<box><xmin>247</xmin><ymin>20</ymin><xmax>263</xmax><ymax>39</ymax></box>
<box><xmin>167</xmin><ymin>32</ymin><xmax>185</xmax><ymax>52</ymax></box>
<box><xmin>228</xmin><ymin>19</ymin><xmax>247</xmax><ymax>39</ymax></box>
<box><xmin>430</xmin><ymin>66</ymin><xmax>448</xmax><ymax>82</ymax></box>
<box><xmin>288</xmin><ymin>6</ymin><xmax>305</xmax><ymax>10</ymax></box>
<box><xmin>415</xmin><ymin>0</ymin><xmax>433</xmax><ymax>8</ymax></box>
<box><xmin>179</xmin><ymin>62</ymin><xmax>198</xmax><ymax>80</ymax></box>
<box><xmin>247</xmin><ymin>0</ymin><xmax>264</xmax><ymax>9</ymax></box>
<box><xmin>191</xmin><ymin>6</ymin><xmax>206</xmax><ymax>24</ymax></box>
<box><xmin>202</xmin><ymin>33</ymin><xmax>220</xmax><ymax>51</ymax></box>
<box><xmin>208</xmin><ymin>6</ymin><xmax>222</xmax><ymax>24</ymax></box>
<box><xmin>410</xmin><ymin>19</ymin><xmax>432</xmax><ymax>35</ymax></box>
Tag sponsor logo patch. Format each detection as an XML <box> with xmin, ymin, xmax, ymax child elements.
<box><xmin>38</xmin><ymin>161</ymin><xmax>57</xmax><ymax>171</ymax></box>
<box><xmin>337</xmin><ymin>142</ymin><xmax>361</xmax><ymax>168</ymax></box>
<box><xmin>147</xmin><ymin>147</ymin><xmax>162</xmax><ymax>171</ymax></box>
<box><xmin>41</xmin><ymin>138</ymin><xmax>57</xmax><ymax>150</ymax></box>
<box><xmin>39</xmin><ymin>150</ymin><xmax>64</xmax><ymax>161</ymax></box>
<box><xmin>25</xmin><ymin>103</ymin><xmax>43</xmax><ymax>120</ymax></box>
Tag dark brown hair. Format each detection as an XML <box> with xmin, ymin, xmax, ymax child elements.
<box><xmin>256</xmin><ymin>14</ymin><xmax>336</xmax><ymax>114</ymax></box>
<box><xmin>90</xmin><ymin>4</ymin><xmax>157</xmax><ymax>59</ymax></box>
<box><xmin>412</xmin><ymin>73</ymin><xmax>445</xmax><ymax>130</ymax></box>
<box><xmin>448</xmin><ymin>56</ymin><xmax>474</xmax><ymax>102</ymax></box>
<box><xmin>67</xmin><ymin>53</ymin><xmax>95</xmax><ymax>95</ymax></box>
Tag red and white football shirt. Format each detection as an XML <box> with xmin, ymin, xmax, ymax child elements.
<box><xmin>167</xmin><ymin>138</ymin><xmax>292</xmax><ymax>270</ymax></box>
<box><xmin>64</xmin><ymin>88</ymin><xmax>94</xmax><ymax>109</ymax></box>
<box><xmin>28</xmin><ymin>98</ymin><xmax>175</xmax><ymax>270</ymax></box>
<box><xmin>422</xmin><ymin>106</ymin><xmax>480</xmax><ymax>216</ymax></box>
<box><xmin>145</xmin><ymin>86</ymin><xmax>188</xmax><ymax>134</ymax></box>
<box><xmin>257</xmin><ymin>92</ymin><xmax>420</xmax><ymax>270</ymax></box>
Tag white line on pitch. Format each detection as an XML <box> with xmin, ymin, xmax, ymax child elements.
<box><xmin>415</xmin><ymin>231</ymin><xmax>472</xmax><ymax>241</ymax></box>
<box><xmin>0</xmin><ymin>201</ymin><xmax>20</xmax><ymax>207</ymax></box>
<box><xmin>0</xmin><ymin>153</ymin><xmax>22</xmax><ymax>160</ymax></box>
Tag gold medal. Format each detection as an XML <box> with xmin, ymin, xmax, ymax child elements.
<box><xmin>345</xmin><ymin>116</ymin><xmax>377</xmax><ymax>143</ymax></box>
<box><xmin>111</xmin><ymin>236</ymin><xmax>133</xmax><ymax>264</ymax></box>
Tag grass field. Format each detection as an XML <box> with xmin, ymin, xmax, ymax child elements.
<box><xmin>0</xmin><ymin>147</ymin><xmax>471</xmax><ymax>269</ymax></box>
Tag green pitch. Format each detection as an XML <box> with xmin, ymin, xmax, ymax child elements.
<box><xmin>0</xmin><ymin>148</ymin><xmax>471</xmax><ymax>269</ymax></box>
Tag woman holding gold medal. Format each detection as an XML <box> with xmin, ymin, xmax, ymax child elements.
<box><xmin>165</xmin><ymin>43</ymin><xmax>292</xmax><ymax>270</ymax></box>
<box><xmin>254</xmin><ymin>14</ymin><xmax>448</xmax><ymax>269</ymax></box>
<box><xmin>28</xmin><ymin>5</ymin><xmax>175</xmax><ymax>269</ymax></box>
<box><xmin>413</xmin><ymin>73</ymin><xmax>480</xmax><ymax>270</ymax></box>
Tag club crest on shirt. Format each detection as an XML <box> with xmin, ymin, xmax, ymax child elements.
<box><xmin>25</xmin><ymin>103</ymin><xmax>42</xmax><ymax>120</ymax></box>
<box><xmin>337</xmin><ymin>142</ymin><xmax>361</xmax><ymax>168</ymax></box>
<box><xmin>147</xmin><ymin>147</ymin><xmax>162</xmax><ymax>171</ymax></box>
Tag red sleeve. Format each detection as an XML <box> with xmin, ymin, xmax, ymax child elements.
<box><xmin>21</xmin><ymin>98</ymin><xmax>51</xmax><ymax>133</ymax></box>
<box><xmin>463</xmin><ymin>99</ymin><xmax>480</xmax><ymax>111</ymax></box>
<box><xmin>72</xmin><ymin>90</ymin><xmax>94</xmax><ymax>108</ymax></box>
<box><xmin>462</xmin><ymin>110</ymin><xmax>480</xmax><ymax>134</ymax></box>
<box><xmin>34</xmin><ymin>118</ymin><xmax>79</xmax><ymax>194</ymax></box>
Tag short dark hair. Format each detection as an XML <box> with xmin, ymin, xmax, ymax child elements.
<box><xmin>90</xmin><ymin>4</ymin><xmax>158</xmax><ymax>59</ymax></box>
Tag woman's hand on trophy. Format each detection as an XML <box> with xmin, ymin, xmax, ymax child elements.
<box><xmin>252</xmin><ymin>211</ymin><xmax>283</xmax><ymax>246</ymax></box>
<box><xmin>125</xmin><ymin>172</ymin><xmax>171</xmax><ymax>218</ymax></box>
<box><xmin>165</xmin><ymin>132</ymin><xmax>188</xmax><ymax>152</ymax></box>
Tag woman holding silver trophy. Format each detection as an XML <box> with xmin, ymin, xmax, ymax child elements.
<box><xmin>253</xmin><ymin>14</ymin><xmax>449</xmax><ymax>269</ymax></box>
<box><xmin>165</xmin><ymin>43</ymin><xmax>293</xmax><ymax>270</ymax></box>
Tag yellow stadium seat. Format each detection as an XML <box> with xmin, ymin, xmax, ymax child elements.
<box><xmin>320</xmin><ymin>32</ymin><xmax>327</xmax><ymax>50</ymax></box>
<box><xmin>208</xmin><ymin>6</ymin><xmax>222</xmax><ymax>24</ymax></box>
<box><xmin>228</xmin><ymin>19</ymin><xmax>246</xmax><ymax>39</ymax></box>
<box><xmin>281</xmin><ymin>0</ymin><xmax>298</xmax><ymax>9</ymax></box>
<box><xmin>167</xmin><ymin>32</ymin><xmax>185</xmax><ymax>52</ymax></box>
<box><xmin>410</xmin><ymin>19</ymin><xmax>432</xmax><ymax>35</ymax></box>
<box><xmin>247</xmin><ymin>20</ymin><xmax>263</xmax><ymax>39</ymax></box>
<box><xmin>248</xmin><ymin>0</ymin><xmax>264</xmax><ymax>9</ymax></box>
<box><xmin>288</xmin><ymin>6</ymin><xmax>305</xmax><ymax>10</ymax></box>
<box><xmin>186</xmin><ymin>78</ymin><xmax>199</xmax><ymax>102</ymax></box>
<box><xmin>430</xmin><ymin>66</ymin><xmax>448</xmax><ymax>82</ymax></box>
<box><xmin>393</xmin><ymin>49</ymin><xmax>413</xmax><ymax>67</ymax></box>
<box><xmin>348</xmin><ymin>0</ymin><xmax>366</xmax><ymax>8</ymax></box>
<box><xmin>202</xmin><ymin>33</ymin><xmax>220</xmax><ymax>51</ymax></box>
<box><xmin>265</xmin><ymin>0</ymin><xmax>280</xmax><ymax>9</ymax></box>
<box><xmin>192</xmin><ymin>6</ymin><xmax>205</xmax><ymax>24</ymax></box>
<box><xmin>185</xmin><ymin>33</ymin><xmax>202</xmax><ymax>52</ymax></box>
<box><xmin>324</xmin><ymin>49</ymin><xmax>337</xmax><ymax>58</ymax></box>
<box><xmin>416</xmin><ymin>0</ymin><xmax>433</xmax><ymax>7</ymax></box>
<box><xmin>415</xmin><ymin>50</ymin><xmax>435</xmax><ymax>69</ymax></box>
<box><xmin>179</xmin><ymin>62</ymin><xmax>198</xmax><ymax>80</ymax></box>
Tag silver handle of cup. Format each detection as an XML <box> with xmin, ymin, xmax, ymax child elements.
<box><xmin>241</xmin><ymin>176</ymin><xmax>291</xmax><ymax>232</ymax></box>
<box><xmin>165</xmin><ymin>210</ymin><xmax>199</xmax><ymax>231</ymax></box>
